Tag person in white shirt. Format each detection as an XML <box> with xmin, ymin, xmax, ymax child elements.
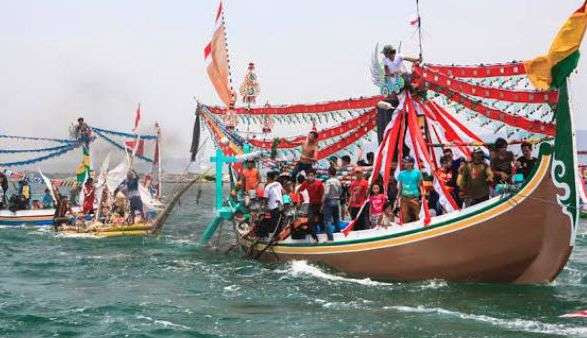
<box><xmin>381</xmin><ymin>45</ymin><xmax>421</xmax><ymax>96</ymax></box>
<box><xmin>262</xmin><ymin>171</ymin><xmax>283</xmax><ymax>237</ymax></box>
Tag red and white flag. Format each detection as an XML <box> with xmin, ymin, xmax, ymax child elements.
<box><xmin>133</xmin><ymin>103</ymin><xmax>141</xmax><ymax>132</ymax></box>
<box><xmin>124</xmin><ymin>139</ymin><xmax>145</xmax><ymax>156</ymax></box>
<box><xmin>408</xmin><ymin>14</ymin><xmax>420</xmax><ymax>27</ymax></box>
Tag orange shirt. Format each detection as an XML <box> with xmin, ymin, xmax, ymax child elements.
<box><xmin>242</xmin><ymin>168</ymin><xmax>260</xmax><ymax>191</ymax></box>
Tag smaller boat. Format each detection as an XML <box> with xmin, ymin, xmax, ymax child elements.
<box><xmin>57</xmin><ymin>223</ymin><xmax>153</xmax><ymax>238</ymax></box>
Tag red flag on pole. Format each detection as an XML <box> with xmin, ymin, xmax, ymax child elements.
<box><xmin>124</xmin><ymin>140</ymin><xmax>145</xmax><ymax>156</ymax></box>
<box><xmin>133</xmin><ymin>103</ymin><xmax>141</xmax><ymax>132</ymax></box>
<box><xmin>215</xmin><ymin>2</ymin><xmax>223</xmax><ymax>23</ymax></box>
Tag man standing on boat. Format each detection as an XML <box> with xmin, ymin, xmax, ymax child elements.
<box><xmin>382</xmin><ymin>45</ymin><xmax>421</xmax><ymax>96</ymax></box>
<box><xmin>397</xmin><ymin>156</ymin><xmax>423</xmax><ymax>223</ymax></box>
<box><xmin>291</xmin><ymin>130</ymin><xmax>319</xmax><ymax>180</ymax></box>
<box><xmin>298</xmin><ymin>168</ymin><xmax>324</xmax><ymax>237</ymax></box>
<box><xmin>82</xmin><ymin>178</ymin><xmax>95</xmax><ymax>214</ymax></box>
<box><xmin>263</xmin><ymin>171</ymin><xmax>283</xmax><ymax>237</ymax></box>
<box><xmin>126</xmin><ymin>170</ymin><xmax>144</xmax><ymax>224</ymax></box>
<box><xmin>515</xmin><ymin>142</ymin><xmax>537</xmax><ymax>180</ymax></box>
<box><xmin>240</xmin><ymin>160</ymin><xmax>261</xmax><ymax>195</ymax></box>
<box><xmin>458</xmin><ymin>148</ymin><xmax>494</xmax><ymax>207</ymax></box>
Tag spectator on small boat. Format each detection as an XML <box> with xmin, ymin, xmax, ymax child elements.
<box><xmin>0</xmin><ymin>170</ymin><xmax>7</xmax><ymax>209</ymax></box>
<box><xmin>126</xmin><ymin>170</ymin><xmax>144</xmax><ymax>224</ymax></box>
<box><xmin>348</xmin><ymin>169</ymin><xmax>369</xmax><ymax>229</ymax></box>
<box><xmin>112</xmin><ymin>190</ymin><xmax>127</xmax><ymax>220</ymax></box>
<box><xmin>368</xmin><ymin>183</ymin><xmax>388</xmax><ymax>227</ymax></box>
<box><xmin>382</xmin><ymin>45</ymin><xmax>422</xmax><ymax>96</ymax></box>
<box><xmin>53</xmin><ymin>193</ymin><xmax>73</xmax><ymax>230</ymax></box>
<box><xmin>263</xmin><ymin>171</ymin><xmax>283</xmax><ymax>237</ymax></box>
<box><xmin>42</xmin><ymin>188</ymin><xmax>54</xmax><ymax>209</ymax></box>
<box><xmin>458</xmin><ymin>148</ymin><xmax>494</xmax><ymax>207</ymax></box>
<box><xmin>322</xmin><ymin>166</ymin><xmax>342</xmax><ymax>240</ymax></box>
<box><xmin>18</xmin><ymin>179</ymin><xmax>30</xmax><ymax>209</ymax></box>
<box><xmin>516</xmin><ymin>142</ymin><xmax>537</xmax><ymax>180</ymax></box>
<box><xmin>82</xmin><ymin>178</ymin><xmax>95</xmax><ymax>214</ymax></box>
<box><xmin>240</xmin><ymin>159</ymin><xmax>261</xmax><ymax>194</ymax></box>
<box><xmin>291</xmin><ymin>131</ymin><xmax>319</xmax><ymax>180</ymax></box>
<box><xmin>298</xmin><ymin>168</ymin><xmax>324</xmax><ymax>235</ymax></box>
<box><xmin>397</xmin><ymin>155</ymin><xmax>423</xmax><ymax>223</ymax></box>
<box><xmin>491</xmin><ymin>137</ymin><xmax>514</xmax><ymax>184</ymax></box>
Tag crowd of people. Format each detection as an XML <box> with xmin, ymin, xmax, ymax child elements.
<box><xmin>0</xmin><ymin>168</ymin><xmax>151</xmax><ymax>231</ymax></box>
<box><xmin>233</xmin><ymin>131</ymin><xmax>539</xmax><ymax>242</ymax></box>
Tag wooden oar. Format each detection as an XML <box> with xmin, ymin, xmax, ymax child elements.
<box><xmin>150</xmin><ymin>175</ymin><xmax>200</xmax><ymax>234</ymax></box>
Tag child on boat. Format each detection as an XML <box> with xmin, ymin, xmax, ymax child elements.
<box><xmin>368</xmin><ymin>183</ymin><xmax>387</xmax><ymax>227</ymax></box>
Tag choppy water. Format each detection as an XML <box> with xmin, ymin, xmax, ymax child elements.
<box><xmin>1</xmin><ymin>184</ymin><xmax>586</xmax><ymax>337</ymax></box>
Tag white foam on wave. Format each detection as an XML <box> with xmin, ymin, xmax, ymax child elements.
<box><xmin>55</xmin><ymin>232</ymin><xmax>100</xmax><ymax>239</ymax></box>
<box><xmin>279</xmin><ymin>260</ymin><xmax>392</xmax><ymax>287</ymax></box>
<box><xmin>386</xmin><ymin>305</ymin><xmax>587</xmax><ymax>336</ymax></box>
<box><xmin>136</xmin><ymin>314</ymin><xmax>191</xmax><ymax>330</ymax></box>
<box><xmin>416</xmin><ymin>279</ymin><xmax>448</xmax><ymax>290</ymax></box>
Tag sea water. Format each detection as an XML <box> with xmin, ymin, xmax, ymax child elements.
<box><xmin>0</xmin><ymin>184</ymin><xmax>586</xmax><ymax>337</ymax></box>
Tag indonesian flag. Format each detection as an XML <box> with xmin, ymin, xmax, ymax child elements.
<box><xmin>203</xmin><ymin>2</ymin><xmax>235</xmax><ymax>107</ymax></box>
<box><xmin>124</xmin><ymin>139</ymin><xmax>145</xmax><ymax>156</ymax></box>
<box><xmin>408</xmin><ymin>14</ymin><xmax>420</xmax><ymax>26</ymax></box>
<box><xmin>133</xmin><ymin>103</ymin><xmax>141</xmax><ymax>132</ymax></box>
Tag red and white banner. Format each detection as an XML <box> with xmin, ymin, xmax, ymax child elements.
<box><xmin>416</xmin><ymin>66</ymin><xmax>559</xmax><ymax>104</ymax></box>
<box><xmin>206</xmin><ymin>96</ymin><xmax>383</xmax><ymax>115</ymax></box>
<box><xmin>248</xmin><ymin>109</ymin><xmax>376</xmax><ymax>149</ymax></box>
<box><xmin>424</xmin><ymin>62</ymin><xmax>527</xmax><ymax>78</ymax></box>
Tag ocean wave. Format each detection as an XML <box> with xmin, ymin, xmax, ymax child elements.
<box><xmin>136</xmin><ymin>314</ymin><xmax>191</xmax><ymax>330</ymax></box>
<box><xmin>386</xmin><ymin>305</ymin><xmax>587</xmax><ymax>336</ymax></box>
<box><xmin>277</xmin><ymin>260</ymin><xmax>393</xmax><ymax>287</ymax></box>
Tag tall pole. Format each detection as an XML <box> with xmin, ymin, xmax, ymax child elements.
<box><xmin>220</xmin><ymin>2</ymin><xmax>236</xmax><ymax>106</ymax></box>
<box><xmin>156</xmin><ymin>122</ymin><xmax>162</xmax><ymax>199</ymax></box>
<box><xmin>416</xmin><ymin>0</ymin><xmax>423</xmax><ymax>60</ymax></box>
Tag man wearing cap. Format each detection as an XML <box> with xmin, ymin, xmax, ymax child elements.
<box><xmin>397</xmin><ymin>155</ymin><xmax>423</xmax><ymax>223</ymax></box>
<box><xmin>291</xmin><ymin>130</ymin><xmax>319</xmax><ymax>180</ymax></box>
<box><xmin>458</xmin><ymin>148</ymin><xmax>494</xmax><ymax>207</ymax></box>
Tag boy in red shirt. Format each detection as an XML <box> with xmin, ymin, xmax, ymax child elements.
<box><xmin>298</xmin><ymin>168</ymin><xmax>324</xmax><ymax>236</ymax></box>
<box><xmin>348</xmin><ymin>169</ymin><xmax>369</xmax><ymax>230</ymax></box>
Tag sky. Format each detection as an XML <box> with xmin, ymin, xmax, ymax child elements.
<box><xmin>0</xmin><ymin>0</ymin><xmax>586</xmax><ymax>172</ymax></box>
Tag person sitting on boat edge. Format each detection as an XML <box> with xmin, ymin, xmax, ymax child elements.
<box><xmin>515</xmin><ymin>142</ymin><xmax>537</xmax><ymax>180</ymax></box>
<box><xmin>262</xmin><ymin>171</ymin><xmax>283</xmax><ymax>238</ymax></box>
<box><xmin>290</xmin><ymin>130</ymin><xmax>319</xmax><ymax>180</ymax></box>
<box><xmin>397</xmin><ymin>155</ymin><xmax>423</xmax><ymax>223</ymax></box>
<box><xmin>321</xmin><ymin>166</ymin><xmax>342</xmax><ymax>241</ymax></box>
<box><xmin>298</xmin><ymin>168</ymin><xmax>324</xmax><ymax>237</ymax></box>
<box><xmin>458</xmin><ymin>147</ymin><xmax>494</xmax><ymax>207</ymax></box>
<box><xmin>381</xmin><ymin>45</ymin><xmax>422</xmax><ymax>97</ymax></box>
<box><xmin>368</xmin><ymin>183</ymin><xmax>388</xmax><ymax>228</ymax></box>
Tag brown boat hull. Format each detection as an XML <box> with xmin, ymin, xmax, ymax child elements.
<box><xmin>239</xmin><ymin>150</ymin><xmax>574</xmax><ymax>284</ymax></box>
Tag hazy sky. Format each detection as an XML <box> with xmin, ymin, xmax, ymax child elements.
<box><xmin>1</xmin><ymin>1</ymin><xmax>586</xmax><ymax>171</ymax></box>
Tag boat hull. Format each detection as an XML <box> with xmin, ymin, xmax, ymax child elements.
<box><xmin>239</xmin><ymin>149</ymin><xmax>574</xmax><ymax>283</ymax></box>
<box><xmin>0</xmin><ymin>209</ymin><xmax>56</xmax><ymax>226</ymax></box>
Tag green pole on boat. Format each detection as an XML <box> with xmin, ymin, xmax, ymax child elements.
<box><xmin>200</xmin><ymin>148</ymin><xmax>240</xmax><ymax>245</ymax></box>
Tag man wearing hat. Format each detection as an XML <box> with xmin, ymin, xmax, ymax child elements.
<box><xmin>397</xmin><ymin>155</ymin><xmax>423</xmax><ymax>223</ymax></box>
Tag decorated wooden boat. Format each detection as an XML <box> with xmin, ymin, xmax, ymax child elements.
<box><xmin>197</xmin><ymin>2</ymin><xmax>587</xmax><ymax>283</ymax></box>
<box><xmin>58</xmin><ymin>223</ymin><xmax>153</xmax><ymax>238</ymax></box>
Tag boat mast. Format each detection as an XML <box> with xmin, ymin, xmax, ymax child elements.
<box><xmin>416</xmin><ymin>0</ymin><xmax>423</xmax><ymax>60</ymax></box>
<box><xmin>156</xmin><ymin>122</ymin><xmax>162</xmax><ymax>199</ymax></box>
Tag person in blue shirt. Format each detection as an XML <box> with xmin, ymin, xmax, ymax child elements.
<box><xmin>397</xmin><ymin>156</ymin><xmax>423</xmax><ymax>223</ymax></box>
<box><xmin>42</xmin><ymin>188</ymin><xmax>54</xmax><ymax>209</ymax></box>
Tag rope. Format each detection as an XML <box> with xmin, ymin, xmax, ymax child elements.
<box><xmin>93</xmin><ymin>129</ymin><xmax>154</xmax><ymax>163</ymax></box>
<box><xmin>0</xmin><ymin>143</ymin><xmax>80</xmax><ymax>167</ymax></box>
<box><xmin>90</xmin><ymin>127</ymin><xmax>157</xmax><ymax>140</ymax></box>
<box><xmin>0</xmin><ymin>143</ymin><xmax>75</xmax><ymax>154</ymax></box>
<box><xmin>0</xmin><ymin>134</ymin><xmax>75</xmax><ymax>144</ymax></box>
